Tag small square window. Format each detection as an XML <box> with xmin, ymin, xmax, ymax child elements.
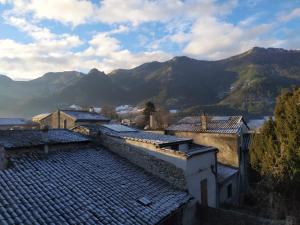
<box><xmin>227</xmin><ymin>184</ymin><xmax>232</xmax><ymax>199</ymax></box>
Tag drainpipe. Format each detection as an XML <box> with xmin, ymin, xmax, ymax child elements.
<box><xmin>210</xmin><ymin>149</ymin><xmax>219</xmax><ymax>208</ymax></box>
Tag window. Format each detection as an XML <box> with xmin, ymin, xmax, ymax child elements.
<box><xmin>201</xmin><ymin>179</ymin><xmax>208</xmax><ymax>206</ymax></box>
<box><xmin>227</xmin><ymin>183</ymin><xmax>232</xmax><ymax>199</ymax></box>
<box><xmin>63</xmin><ymin>119</ymin><xmax>67</xmax><ymax>129</ymax></box>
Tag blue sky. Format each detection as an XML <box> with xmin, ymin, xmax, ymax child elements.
<box><xmin>0</xmin><ymin>0</ymin><xmax>299</xmax><ymax>80</ymax></box>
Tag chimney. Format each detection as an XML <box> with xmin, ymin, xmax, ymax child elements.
<box><xmin>42</xmin><ymin>126</ymin><xmax>49</xmax><ymax>155</ymax></box>
<box><xmin>57</xmin><ymin>109</ymin><xmax>61</xmax><ymax>129</ymax></box>
<box><xmin>89</xmin><ymin>107</ymin><xmax>95</xmax><ymax>113</ymax></box>
<box><xmin>149</xmin><ymin>114</ymin><xmax>155</xmax><ymax>129</ymax></box>
<box><xmin>201</xmin><ymin>112</ymin><xmax>207</xmax><ymax>130</ymax></box>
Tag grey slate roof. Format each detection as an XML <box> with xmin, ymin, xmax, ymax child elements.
<box><xmin>97</xmin><ymin>125</ymin><xmax>192</xmax><ymax>146</ymax></box>
<box><xmin>0</xmin><ymin>148</ymin><xmax>190</xmax><ymax>224</ymax></box>
<box><xmin>0</xmin><ymin>118</ymin><xmax>30</xmax><ymax>126</ymax></box>
<box><xmin>62</xmin><ymin>110</ymin><xmax>110</xmax><ymax>122</ymax></box>
<box><xmin>166</xmin><ymin>116</ymin><xmax>247</xmax><ymax>134</ymax></box>
<box><xmin>217</xmin><ymin>164</ymin><xmax>239</xmax><ymax>184</ymax></box>
<box><xmin>0</xmin><ymin>129</ymin><xmax>89</xmax><ymax>149</ymax></box>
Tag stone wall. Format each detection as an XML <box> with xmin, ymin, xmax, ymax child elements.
<box><xmin>98</xmin><ymin>135</ymin><xmax>187</xmax><ymax>190</ymax></box>
<box><xmin>172</xmin><ymin>131</ymin><xmax>239</xmax><ymax>167</ymax></box>
<box><xmin>40</xmin><ymin>111</ymin><xmax>77</xmax><ymax>129</ymax></box>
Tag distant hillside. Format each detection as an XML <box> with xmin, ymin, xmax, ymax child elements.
<box><xmin>0</xmin><ymin>71</ymin><xmax>84</xmax><ymax>117</ymax></box>
<box><xmin>1</xmin><ymin>47</ymin><xmax>299</xmax><ymax>117</ymax></box>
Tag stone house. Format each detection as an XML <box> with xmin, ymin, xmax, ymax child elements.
<box><xmin>34</xmin><ymin>109</ymin><xmax>110</xmax><ymax>129</ymax></box>
<box><xmin>32</xmin><ymin>113</ymin><xmax>51</xmax><ymax>124</ymax></box>
<box><xmin>166</xmin><ymin>115</ymin><xmax>250</xmax><ymax>196</ymax></box>
<box><xmin>0</xmin><ymin>129</ymin><xmax>194</xmax><ymax>225</ymax></box>
<box><xmin>73</xmin><ymin>124</ymin><xmax>240</xmax><ymax>207</ymax></box>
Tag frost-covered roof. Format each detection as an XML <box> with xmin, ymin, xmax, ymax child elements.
<box><xmin>98</xmin><ymin>125</ymin><xmax>192</xmax><ymax>146</ymax></box>
<box><xmin>217</xmin><ymin>163</ymin><xmax>239</xmax><ymax>184</ymax></box>
<box><xmin>103</xmin><ymin>124</ymin><xmax>137</xmax><ymax>132</ymax></box>
<box><xmin>62</xmin><ymin>110</ymin><xmax>110</xmax><ymax>122</ymax></box>
<box><xmin>0</xmin><ymin>118</ymin><xmax>30</xmax><ymax>126</ymax></box>
<box><xmin>0</xmin><ymin>129</ymin><xmax>89</xmax><ymax>149</ymax></box>
<box><xmin>167</xmin><ymin>116</ymin><xmax>247</xmax><ymax>134</ymax></box>
<box><xmin>0</xmin><ymin>148</ymin><xmax>190</xmax><ymax>224</ymax></box>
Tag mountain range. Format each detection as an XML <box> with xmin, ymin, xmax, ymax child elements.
<box><xmin>1</xmin><ymin>47</ymin><xmax>300</xmax><ymax>118</ymax></box>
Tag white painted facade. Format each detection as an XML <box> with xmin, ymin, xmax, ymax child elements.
<box><xmin>219</xmin><ymin>174</ymin><xmax>239</xmax><ymax>204</ymax></box>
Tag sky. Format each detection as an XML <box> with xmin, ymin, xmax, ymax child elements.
<box><xmin>0</xmin><ymin>0</ymin><xmax>299</xmax><ymax>80</ymax></box>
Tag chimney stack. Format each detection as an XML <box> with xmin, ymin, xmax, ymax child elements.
<box><xmin>89</xmin><ymin>107</ymin><xmax>95</xmax><ymax>113</ymax></box>
<box><xmin>42</xmin><ymin>126</ymin><xmax>49</xmax><ymax>155</ymax></box>
<box><xmin>57</xmin><ymin>109</ymin><xmax>61</xmax><ymax>129</ymax></box>
<box><xmin>201</xmin><ymin>112</ymin><xmax>207</xmax><ymax>130</ymax></box>
<box><xmin>149</xmin><ymin>113</ymin><xmax>155</xmax><ymax>129</ymax></box>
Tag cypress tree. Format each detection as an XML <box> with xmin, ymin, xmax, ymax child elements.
<box><xmin>250</xmin><ymin>88</ymin><xmax>300</xmax><ymax>195</ymax></box>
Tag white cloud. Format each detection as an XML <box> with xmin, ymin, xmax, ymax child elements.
<box><xmin>0</xmin><ymin>0</ymin><xmax>297</xmax><ymax>80</ymax></box>
<box><xmin>81</xmin><ymin>32</ymin><xmax>172</xmax><ymax>72</ymax></box>
<box><xmin>95</xmin><ymin>0</ymin><xmax>238</xmax><ymax>25</ymax></box>
<box><xmin>0</xmin><ymin>17</ymin><xmax>171</xmax><ymax>79</ymax></box>
<box><xmin>4</xmin><ymin>0</ymin><xmax>94</xmax><ymax>26</ymax></box>
<box><xmin>183</xmin><ymin>17</ymin><xmax>283</xmax><ymax>59</ymax></box>
<box><xmin>0</xmin><ymin>39</ymin><xmax>96</xmax><ymax>79</ymax></box>
<box><xmin>279</xmin><ymin>8</ymin><xmax>300</xmax><ymax>22</ymax></box>
<box><xmin>3</xmin><ymin>0</ymin><xmax>238</xmax><ymax>27</ymax></box>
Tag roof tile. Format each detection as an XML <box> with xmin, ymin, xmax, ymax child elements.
<box><xmin>167</xmin><ymin>116</ymin><xmax>245</xmax><ymax>134</ymax></box>
<box><xmin>0</xmin><ymin>148</ymin><xmax>190</xmax><ymax>224</ymax></box>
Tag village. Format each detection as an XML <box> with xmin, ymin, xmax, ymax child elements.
<box><xmin>0</xmin><ymin>102</ymin><xmax>282</xmax><ymax>225</ymax></box>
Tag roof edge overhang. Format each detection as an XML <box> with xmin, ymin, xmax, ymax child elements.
<box><xmin>157</xmin><ymin>139</ymin><xmax>193</xmax><ymax>148</ymax></box>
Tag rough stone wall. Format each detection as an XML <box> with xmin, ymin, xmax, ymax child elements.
<box><xmin>71</xmin><ymin>126</ymin><xmax>91</xmax><ymax>136</ymax></box>
<box><xmin>99</xmin><ymin>135</ymin><xmax>187</xmax><ymax>190</ymax></box>
<box><xmin>40</xmin><ymin>112</ymin><xmax>76</xmax><ymax>129</ymax></box>
<box><xmin>172</xmin><ymin>132</ymin><xmax>239</xmax><ymax>167</ymax></box>
<box><xmin>39</xmin><ymin>115</ymin><xmax>53</xmax><ymax>128</ymax></box>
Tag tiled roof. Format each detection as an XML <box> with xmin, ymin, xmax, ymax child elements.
<box><xmin>166</xmin><ymin>116</ymin><xmax>246</xmax><ymax>134</ymax></box>
<box><xmin>0</xmin><ymin>148</ymin><xmax>190</xmax><ymax>224</ymax></box>
<box><xmin>0</xmin><ymin>118</ymin><xmax>30</xmax><ymax>126</ymax></box>
<box><xmin>62</xmin><ymin>110</ymin><xmax>110</xmax><ymax>122</ymax></box>
<box><xmin>217</xmin><ymin>163</ymin><xmax>239</xmax><ymax>184</ymax></box>
<box><xmin>0</xmin><ymin>129</ymin><xmax>89</xmax><ymax>149</ymax></box>
<box><xmin>97</xmin><ymin>125</ymin><xmax>192</xmax><ymax>146</ymax></box>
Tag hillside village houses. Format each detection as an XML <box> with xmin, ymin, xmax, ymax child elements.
<box><xmin>166</xmin><ymin>114</ymin><xmax>251</xmax><ymax>194</ymax></box>
<box><xmin>33</xmin><ymin>109</ymin><xmax>110</xmax><ymax>129</ymax></box>
<box><xmin>0</xmin><ymin>108</ymin><xmax>250</xmax><ymax>224</ymax></box>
